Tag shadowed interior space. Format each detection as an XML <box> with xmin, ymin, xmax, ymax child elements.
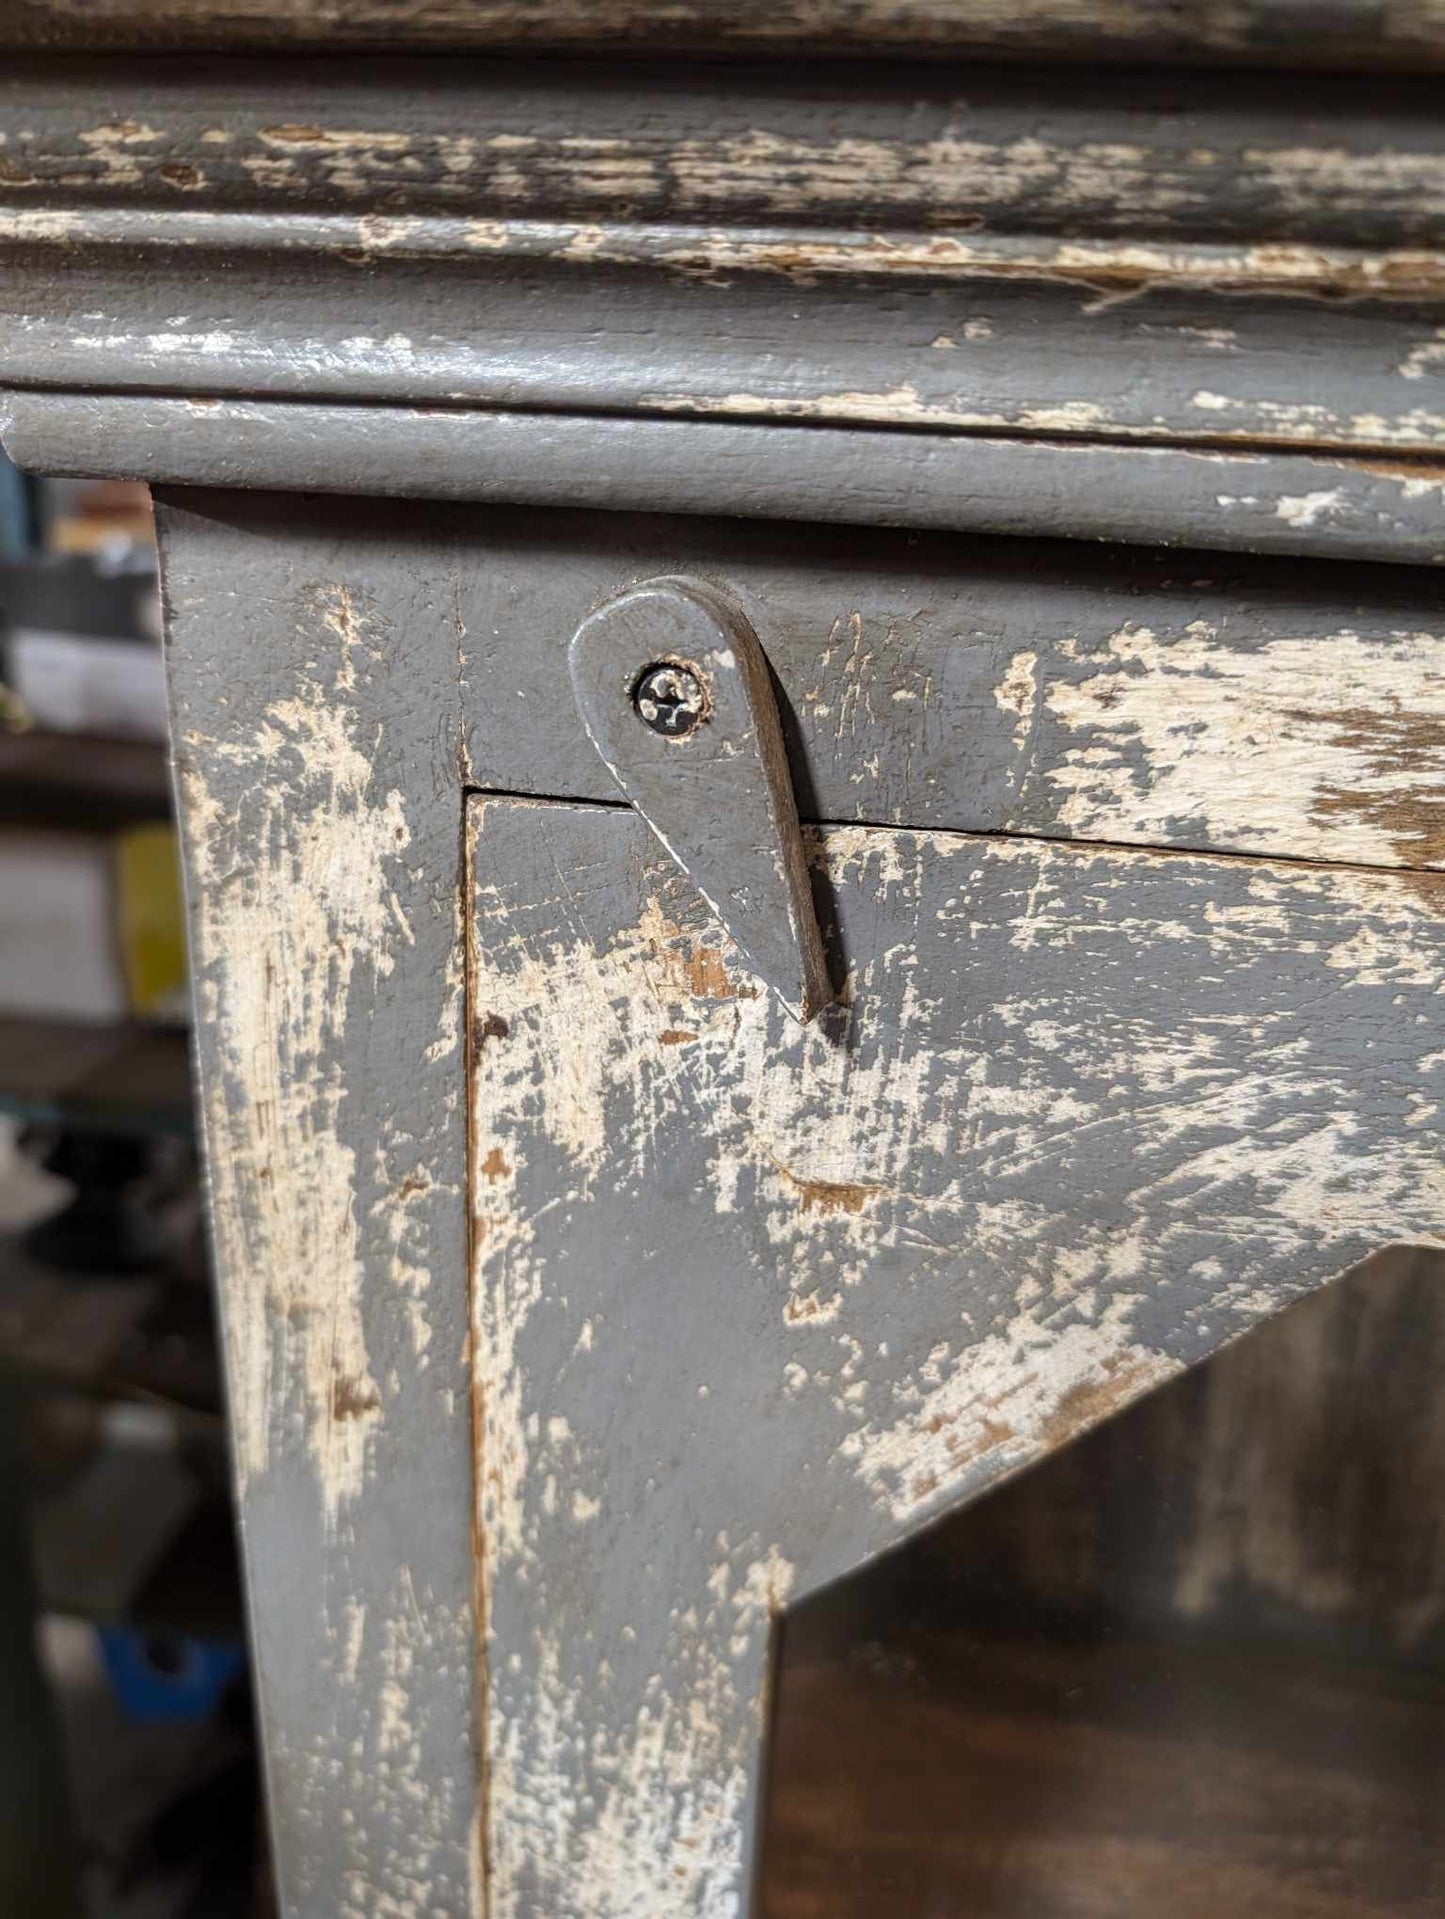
<box><xmin>763</xmin><ymin>1246</ymin><xmax>1445</xmax><ymax>1919</ymax></box>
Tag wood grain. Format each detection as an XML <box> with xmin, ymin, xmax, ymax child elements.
<box><xmin>5</xmin><ymin>62</ymin><xmax>1445</xmax><ymax>457</ymax></box>
<box><xmin>2</xmin><ymin>61</ymin><xmax>1442</xmax><ymax>248</ymax></box>
<box><xmin>765</xmin><ymin>1626</ymin><xmax>1445</xmax><ymax>1919</ymax></box>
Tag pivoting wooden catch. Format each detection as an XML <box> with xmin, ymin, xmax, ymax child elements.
<box><xmin>568</xmin><ymin>576</ymin><xmax>831</xmax><ymax>1021</ymax></box>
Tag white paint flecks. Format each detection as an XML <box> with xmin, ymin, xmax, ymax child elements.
<box><xmin>180</xmin><ymin>584</ymin><xmax>414</xmax><ymax>1521</ymax></box>
<box><xmin>993</xmin><ymin>647</ymin><xmax>1040</xmax><ymax>753</ymax></box>
<box><xmin>483</xmin><ymin>1545</ymin><xmax>791</xmax><ymax>1919</ymax></box>
<box><xmin>1042</xmin><ymin>619</ymin><xmax>1445</xmax><ymax>867</ymax></box>
<box><xmin>467</xmin><ymin>798</ymin><xmax>1445</xmax><ymax>1919</ymax></box>
<box><xmin>840</xmin><ymin>1296</ymin><xmax>1176</xmax><ymax>1523</ymax></box>
<box><xmin>1275</xmin><ymin>487</ymin><xmax>1344</xmax><ymax>528</ymax></box>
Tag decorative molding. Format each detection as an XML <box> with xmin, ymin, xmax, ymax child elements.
<box><xmin>6</xmin><ymin>390</ymin><xmax>1444</xmax><ymax>566</ymax></box>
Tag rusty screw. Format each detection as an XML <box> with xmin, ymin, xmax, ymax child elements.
<box><xmin>633</xmin><ymin>661</ymin><xmax>706</xmax><ymax>738</ymax></box>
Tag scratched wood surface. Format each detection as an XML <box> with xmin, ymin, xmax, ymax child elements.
<box><xmin>876</xmin><ymin>1246</ymin><xmax>1445</xmax><ymax>1665</ymax></box>
<box><xmin>148</xmin><ymin>498</ymin><xmax>1445</xmax><ymax>872</ymax></box>
<box><xmin>157</xmin><ymin>495</ymin><xmax>481</xmax><ymax>1919</ymax></box>
<box><xmin>4</xmin><ymin>62</ymin><xmax>1445</xmax><ymax>463</ymax></box>
<box><xmin>150</xmin><ymin>488</ymin><xmax>1445</xmax><ymax>1919</ymax></box>
<box><xmin>6</xmin><ymin>0</ymin><xmax>1445</xmax><ymax>68</ymax></box>
<box><xmin>467</xmin><ymin>794</ymin><xmax>1445</xmax><ymax>1918</ymax></box>
<box><xmin>3</xmin><ymin>62</ymin><xmax>1442</xmax><ymax>247</ymax></box>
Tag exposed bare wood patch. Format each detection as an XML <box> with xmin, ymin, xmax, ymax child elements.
<box><xmin>1041</xmin><ymin>620</ymin><xmax>1445</xmax><ymax>869</ymax></box>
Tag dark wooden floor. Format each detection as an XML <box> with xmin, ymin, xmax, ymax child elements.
<box><xmin>764</xmin><ymin>1615</ymin><xmax>1445</xmax><ymax>1918</ymax></box>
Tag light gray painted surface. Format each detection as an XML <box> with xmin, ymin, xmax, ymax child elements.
<box><xmin>151</xmin><ymin>485</ymin><xmax>1445</xmax><ymax>1917</ymax></box>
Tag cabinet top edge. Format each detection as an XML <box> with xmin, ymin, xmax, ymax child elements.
<box><xmin>9</xmin><ymin>390</ymin><xmax>1445</xmax><ymax>570</ymax></box>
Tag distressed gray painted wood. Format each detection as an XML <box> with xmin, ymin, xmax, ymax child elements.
<box><xmin>1</xmin><ymin>61</ymin><xmax>1442</xmax><ymax>248</ymax></box>
<box><xmin>157</xmin><ymin>494</ymin><xmax>481</xmax><ymax>1919</ymax></box>
<box><xmin>453</xmin><ymin>513</ymin><xmax>1445</xmax><ymax>872</ymax></box>
<box><xmin>467</xmin><ymin>793</ymin><xmax>1445</xmax><ymax>1917</ymax></box>
<box><xmin>145</xmin><ymin>492</ymin><xmax>1445</xmax><ymax>873</ymax></box>
<box><xmin>149</xmin><ymin>484</ymin><xmax>1445</xmax><ymax>1917</ymax></box>
<box><xmin>4</xmin><ymin>233</ymin><xmax>1445</xmax><ymax>455</ymax></box>
<box><xmin>14</xmin><ymin>32</ymin><xmax>1435</xmax><ymax>1916</ymax></box>
<box><xmin>4</xmin><ymin>62</ymin><xmax>1445</xmax><ymax>457</ymax></box>
<box><xmin>6</xmin><ymin>0</ymin><xmax>1445</xmax><ymax>69</ymax></box>
<box><xmin>8</xmin><ymin>393</ymin><xmax>1445</xmax><ymax>571</ymax></box>
<box><xmin>900</xmin><ymin>1245</ymin><xmax>1445</xmax><ymax>1667</ymax></box>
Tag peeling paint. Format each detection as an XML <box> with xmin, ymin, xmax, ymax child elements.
<box><xmin>180</xmin><ymin>583</ymin><xmax>415</xmax><ymax>1521</ymax></box>
<box><xmin>467</xmin><ymin>795</ymin><xmax>1445</xmax><ymax>1914</ymax></box>
<box><xmin>1041</xmin><ymin>619</ymin><xmax>1445</xmax><ymax>868</ymax></box>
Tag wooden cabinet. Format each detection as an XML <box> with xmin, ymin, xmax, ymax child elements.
<box><xmin>3</xmin><ymin>12</ymin><xmax>1444</xmax><ymax>1916</ymax></box>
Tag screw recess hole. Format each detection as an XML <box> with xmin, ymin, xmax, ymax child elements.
<box><xmin>632</xmin><ymin>661</ymin><xmax>707</xmax><ymax>738</ymax></box>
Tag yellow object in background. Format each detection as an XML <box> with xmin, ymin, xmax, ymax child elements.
<box><xmin>0</xmin><ymin>820</ymin><xmax>187</xmax><ymax>1026</ymax></box>
<box><xmin>113</xmin><ymin>822</ymin><xmax>185</xmax><ymax>1019</ymax></box>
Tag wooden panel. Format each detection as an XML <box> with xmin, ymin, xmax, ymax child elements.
<box><xmin>467</xmin><ymin>793</ymin><xmax>1445</xmax><ymax>1918</ymax></box>
<box><xmin>115</xmin><ymin>495</ymin><xmax>1445</xmax><ymax>872</ymax></box>
<box><xmin>765</xmin><ymin>1247</ymin><xmax>1445</xmax><ymax>1916</ymax></box>
<box><xmin>447</xmin><ymin>510</ymin><xmax>1445</xmax><ymax>870</ymax></box>
<box><xmin>6</xmin><ymin>248</ymin><xmax>1445</xmax><ymax>456</ymax></box>
<box><xmin>889</xmin><ymin>1246</ymin><xmax>1445</xmax><ymax>1664</ymax></box>
<box><xmin>10</xmin><ymin>394</ymin><xmax>1445</xmax><ymax>573</ymax></box>
<box><xmin>6</xmin><ymin>0</ymin><xmax>1445</xmax><ymax>70</ymax></box>
<box><xmin>766</xmin><ymin>1623</ymin><xmax>1445</xmax><ymax>1918</ymax></box>
<box><xmin>156</xmin><ymin>495</ymin><xmax>480</xmax><ymax>1919</ymax></box>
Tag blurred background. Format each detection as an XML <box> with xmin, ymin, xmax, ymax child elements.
<box><xmin>2</xmin><ymin>442</ymin><xmax>1442</xmax><ymax>1919</ymax></box>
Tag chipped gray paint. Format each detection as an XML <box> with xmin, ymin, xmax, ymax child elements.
<box><xmin>6</xmin><ymin>63</ymin><xmax>1445</xmax><ymax>460</ymax></box>
<box><xmin>9</xmin><ymin>392</ymin><xmax>1445</xmax><ymax>572</ymax></box>
<box><xmin>159</xmin><ymin>496</ymin><xmax>482</xmax><ymax>1919</ymax></box>
<box><xmin>3</xmin><ymin>62</ymin><xmax>1445</xmax><ymax>246</ymax></box>
<box><xmin>5</xmin><ymin>35</ymin><xmax>1434</xmax><ymax>1916</ymax></box>
<box><xmin>144</xmin><ymin>490</ymin><xmax>1445</xmax><ymax>1918</ymax></box>
<box><xmin>3</xmin><ymin>226</ymin><xmax>1445</xmax><ymax>456</ymax></box>
<box><xmin>469</xmin><ymin>796</ymin><xmax>1445</xmax><ymax>1917</ymax></box>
